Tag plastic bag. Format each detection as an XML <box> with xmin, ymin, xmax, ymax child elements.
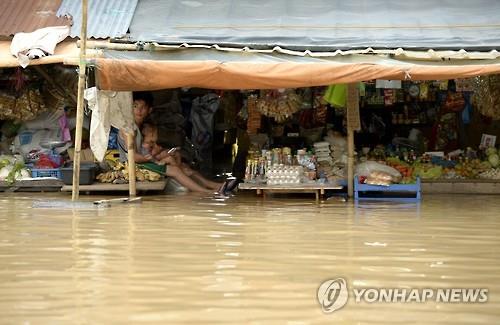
<box><xmin>23</xmin><ymin>109</ymin><xmax>64</xmax><ymax>130</ymax></box>
<box><xmin>356</xmin><ymin>161</ymin><xmax>402</xmax><ymax>184</ymax></box>
<box><xmin>323</xmin><ymin>84</ymin><xmax>347</xmax><ymax>108</ymax></box>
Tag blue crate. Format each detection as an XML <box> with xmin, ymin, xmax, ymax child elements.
<box><xmin>354</xmin><ymin>176</ymin><xmax>421</xmax><ymax>201</ymax></box>
<box><xmin>30</xmin><ymin>168</ymin><xmax>62</xmax><ymax>179</ymax></box>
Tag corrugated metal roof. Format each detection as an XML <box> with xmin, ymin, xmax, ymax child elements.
<box><xmin>129</xmin><ymin>0</ymin><xmax>500</xmax><ymax>52</ymax></box>
<box><xmin>0</xmin><ymin>0</ymin><xmax>70</xmax><ymax>37</ymax></box>
<box><xmin>57</xmin><ymin>0</ymin><xmax>138</xmax><ymax>39</ymax></box>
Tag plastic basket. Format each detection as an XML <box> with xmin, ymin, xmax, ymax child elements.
<box><xmin>30</xmin><ymin>168</ymin><xmax>62</xmax><ymax>179</ymax></box>
<box><xmin>60</xmin><ymin>163</ymin><xmax>97</xmax><ymax>185</ymax></box>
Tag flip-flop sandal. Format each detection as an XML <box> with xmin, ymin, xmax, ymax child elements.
<box><xmin>224</xmin><ymin>178</ymin><xmax>241</xmax><ymax>193</ymax></box>
<box><xmin>213</xmin><ymin>192</ymin><xmax>231</xmax><ymax>199</ymax></box>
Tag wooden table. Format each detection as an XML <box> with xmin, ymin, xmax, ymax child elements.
<box><xmin>238</xmin><ymin>183</ymin><xmax>344</xmax><ymax>201</ymax></box>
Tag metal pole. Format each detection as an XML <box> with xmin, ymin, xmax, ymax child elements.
<box><xmin>71</xmin><ymin>0</ymin><xmax>88</xmax><ymax>200</ymax></box>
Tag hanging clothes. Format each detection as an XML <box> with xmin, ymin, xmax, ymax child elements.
<box><xmin>84</xmin><ymin>87</ymin><xmax>133</xmax><ymax>162</ymax></box>
<box><xmin>10</xmin><ymin>26</ymin><xmax>70</xmax><ymax>68</ymax></box>
<box><xmin>58</xmin><ymin>113</ymin><xmax>71</xmax><ymax>142</ymax></box>
<box><xmin>461</xmin><ymin>92</ymin><xmax>473</xmax><ymax>125</ymax></box>
<box><xmin>190</xmin><ymin>93</ymin><xmax>220</xmax><ymax>175</ymax></box>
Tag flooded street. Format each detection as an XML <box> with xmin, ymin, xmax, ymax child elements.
<box><xmin>0</xmin><ymin>193</ymin><xmax>499</xmax><ymax>324</ymax></box>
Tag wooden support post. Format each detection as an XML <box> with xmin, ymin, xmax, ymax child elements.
<box><xmin>346</xmin><ymin>83</ymin><xmax>361</xmax><ymax>198</ymax></box>
<box><xmin>71</xmin><ymin>0</ymin><xmax>88</xmax><ymax>201</ymax></box>
<box><xmin>347</xmin><ymin>129</ymin><xmax>355</xmax><ymax>198</ymax></box>
<box><xmin>127</xmin><ymin>132</ymin><xmax>137</xmax><ymax>197</ymax></box>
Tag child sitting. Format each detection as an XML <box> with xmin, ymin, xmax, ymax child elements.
<box><xmin>141</xmin><ymin>123</ymin><xmax>179</xmax><ymax>166</ymax></box>
<box><xmin>141</xmin><ymin>123</ymin><xmax>226</xmax><ymax>192</ymax></box>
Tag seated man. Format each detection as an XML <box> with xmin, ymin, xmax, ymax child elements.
<box><xmin>118</xmin><ymin>92</ymin><xmax>219</xmax><ymax>193</ymax></box>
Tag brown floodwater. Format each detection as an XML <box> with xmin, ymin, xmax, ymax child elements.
<box><xmin>0</xmin><ymin>192</ymin><xmax>499</xmax><ymax>324</ymax></box>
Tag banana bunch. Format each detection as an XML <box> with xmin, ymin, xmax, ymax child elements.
<box><xmin>142</xmin><ymin>169</ymin><xmax>161</xmax><ymax>181</ymax></box>
<box><xmin>96</xmin><ymin>161</ymin><xmax>162</xmax><ymax>183</ymax></box>
<box><xmin>122</xmin><ymin>167</ymin><xmax>161</xmax><ymax>182</ymax></box>
<box><xmin>96</xmin><ymin>170</ymin><xmax>124</xmax><ymax>183</ymax></box>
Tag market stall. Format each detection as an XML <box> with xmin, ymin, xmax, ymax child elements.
<box><xmin>0</xmin><ymin>23</ymin><xmax>101</xmax><ymax>194</ymax></box>
<box><xmin>350</xmin><ymin>76</ymin><xmax>500</xmax><ymax>196</ymax></box>
<box><xmin>7</xmin><ymin>0</ymin><xmax>498</xmax><ymax>200</ymax></box>
<box><xmin>0</xmin><ymin>64</ymin><xmax>76</xmax><ymax>191</ymax></box>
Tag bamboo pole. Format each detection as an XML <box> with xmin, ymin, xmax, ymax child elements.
<box><xmin>127</xmin><ymin>133</ymin><xmax>137</xmax><ymax>197</ymax></box>
<box><xmin>78</xmin><ymin>40</ymin><xmax>146</xmax><ymax>51</ymax></box>
<box><xmin>71</xmin><ymin>0</ymin><xmax>88</xmax><ymax>201</ymax></box>
<box><xmin>76</xmin><ymin>40</ymin><xmax>175</xmax><ymax>52</ymax></box>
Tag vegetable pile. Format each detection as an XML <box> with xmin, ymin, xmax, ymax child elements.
<box><xmin>0</xmin><ymin>155</ymin><xmax>31</xmax><ymax>184</ymax></box>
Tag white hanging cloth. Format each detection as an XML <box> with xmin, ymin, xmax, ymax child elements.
<box><xmin>10</xmin><ymin>26</ymin><xmax>70</xmax><ymax>68</ymax></box>
<box><xmin>84</xmin><ymin>87</ymin><xmax>134</xmax><ymax>161</ymax></box>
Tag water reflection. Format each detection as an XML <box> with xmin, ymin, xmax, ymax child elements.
<box><xmin>0</xmin><ymin>193</ymin><xmax>499</xmax><ymax>323</ymax></box>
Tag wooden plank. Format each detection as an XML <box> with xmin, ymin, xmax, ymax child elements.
<box><xmin>0</xmin><ymin>179</ymin><xmax>63</xmax><ymax>192</ymax></box>
<box><xmin>239</xmin><ymin>183</ymin><xmax>342</xmax><ymax>201</ymax></box>
<box><xmin>422</xmin><ymin>179</ymin><xmax>500</xmax><ymax>184</ymax></box>
<box><xmin>61</xmin><ymin>180</ymin><xmax>167</xmax><ymax>192</ymax></box>
<box><xmin>260</xmin><ymin>188</ymin><xmax>319</xmax><ymax>193</ymax></box>
<box><xmin>0</xmin><ymin>179</ymin><xmax>63</xmax><ymax>187</ymax></box>
<box><xmin>238</xmin><ymin>183</ymin><xmax>343</xmax><ymax>190</ymax></box>
<box><xmin>93</xmin><ymin>197</ymin><xmax>142</xmax><ymax>205</ymax></box>
<box><xmin>422</xmin><ymin>181</ymin><xmax>500</xmax><ymax>194</ymax></box>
